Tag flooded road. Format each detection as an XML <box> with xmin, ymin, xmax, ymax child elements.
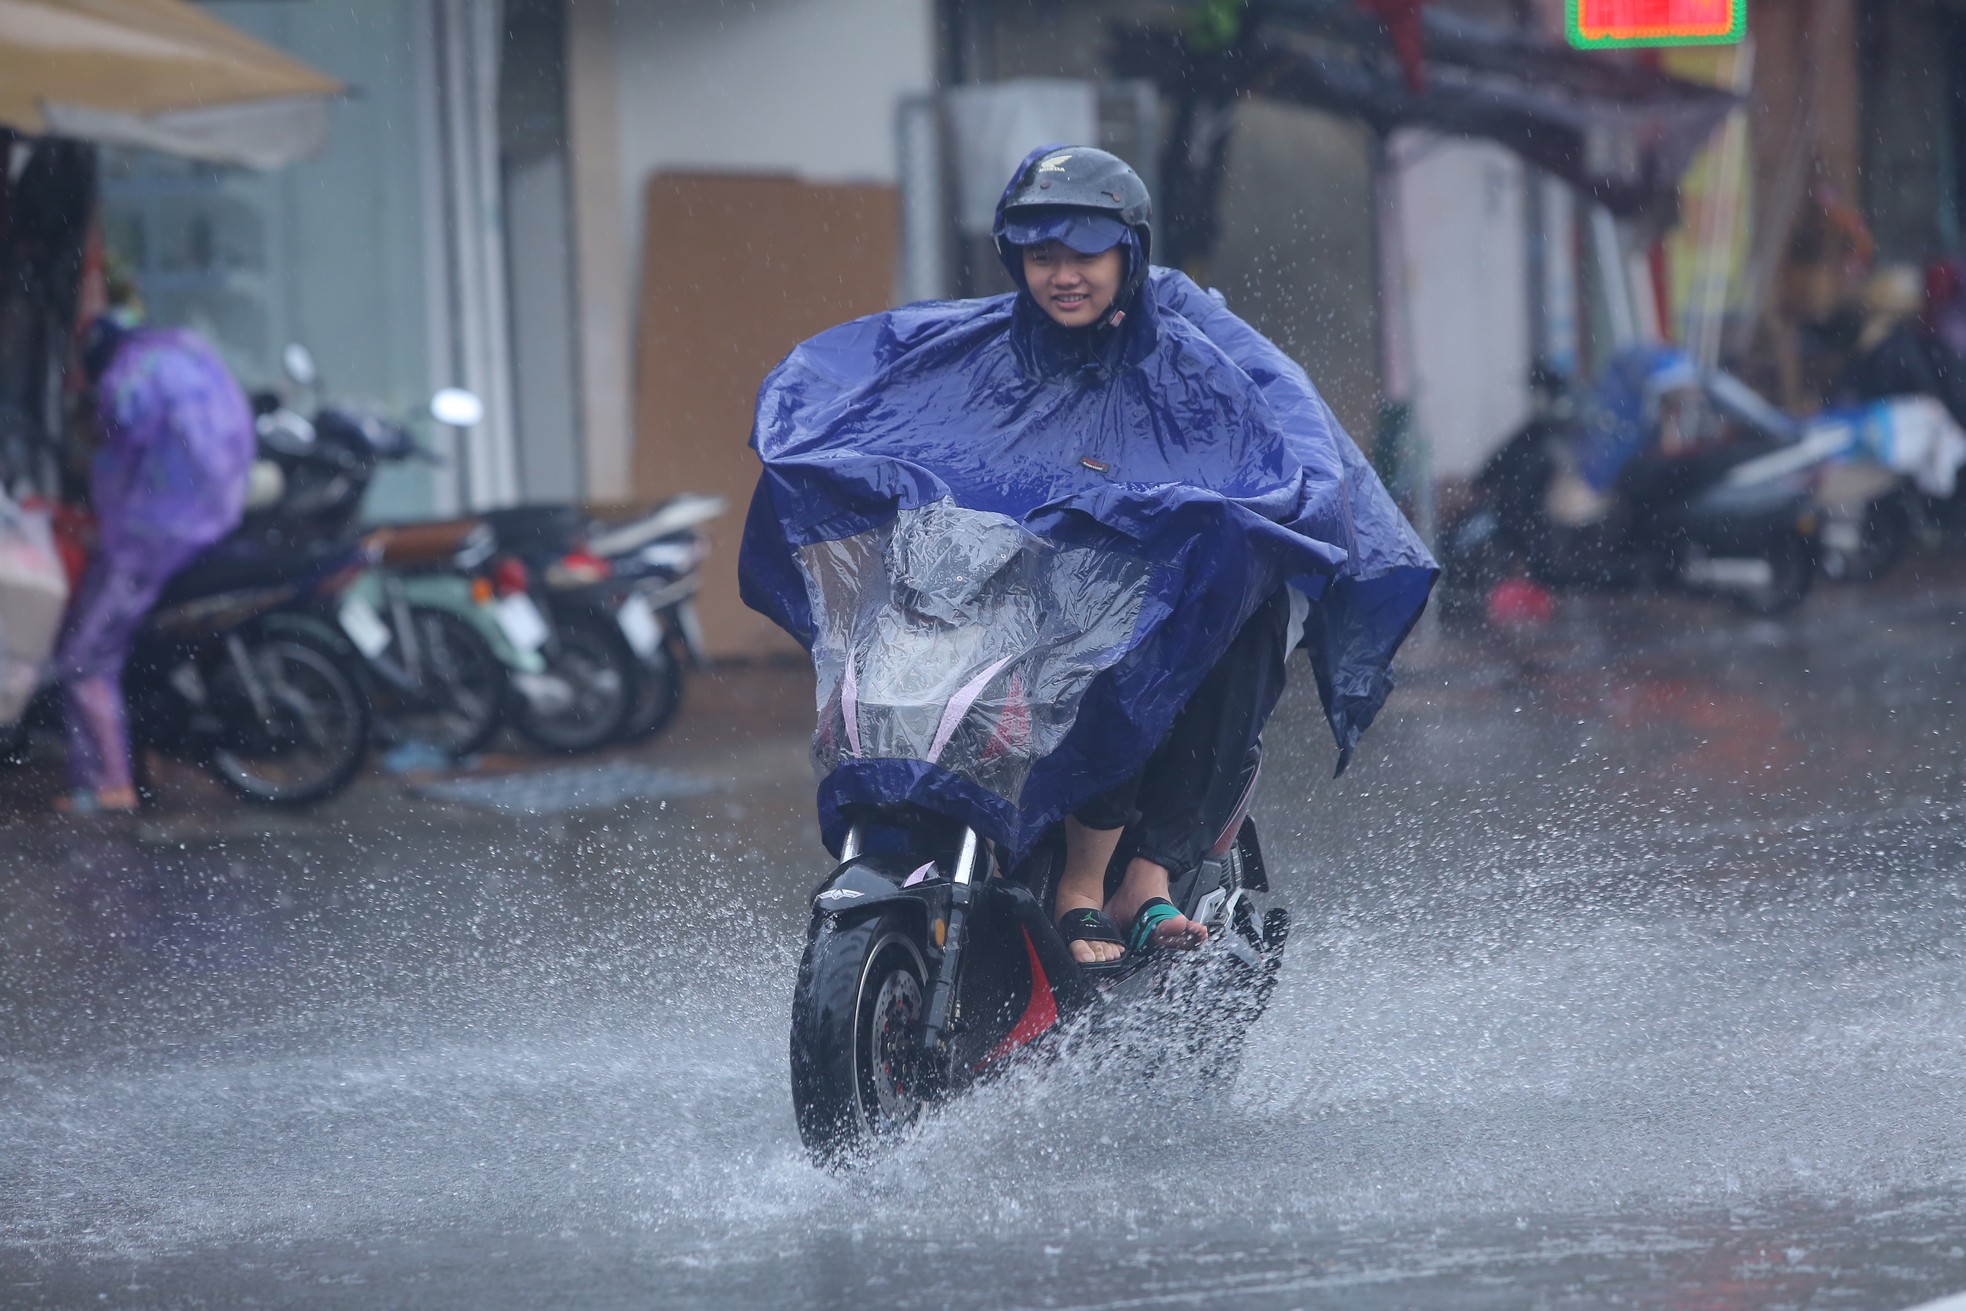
<box><xmin>5</xmin><ymin>563</ymin><xmax>1966</xmax><ymax>1309</ymax></box>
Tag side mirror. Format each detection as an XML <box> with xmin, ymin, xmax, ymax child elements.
<box><xmin>282</xmin><ymin>343</ymin><xmax>318</xmax><ymax>388</ymax></box>
<box><xmin>430</xmin><ymin>388</ymin><xmax>484</xmax><ymax>428</ymax></box>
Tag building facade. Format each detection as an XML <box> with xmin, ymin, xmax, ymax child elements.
<box><xmin>105</xmin><ymin>0</ymin><xmax>932</xmax><ymax>537</ymax></box>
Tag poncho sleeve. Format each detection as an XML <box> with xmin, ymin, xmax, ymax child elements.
<box><xmin>1151</xmin><ymin>269</ymin><xmax>1437</xmax><ymax>766</ymax></box>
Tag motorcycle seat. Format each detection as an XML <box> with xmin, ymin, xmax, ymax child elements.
<box><xmin>480</xmin><ymin>504</ymin><xmax>589</xmax><ymax>558</ymax></box>
<box><xmin>160</xmin><ymin>534</ymin><xmax>356</xmax><ymax>606</ymax></box>
<box><xmin>365</xmin><ymin>519</ymin><xmax>483</xmax><ymax>567</ymax></box>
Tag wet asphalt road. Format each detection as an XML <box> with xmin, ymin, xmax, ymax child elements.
<box><xmin>4</xmin><ymin>559</ymin><xmax>1966</xmax><ymax>1310</ymax></box>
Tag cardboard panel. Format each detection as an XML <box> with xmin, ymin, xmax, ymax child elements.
<box><xmin>634</xmin><ymin>172</ymin><xmax>898</xmax><ymax>657</ymax></box>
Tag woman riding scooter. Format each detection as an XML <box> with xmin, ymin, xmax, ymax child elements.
<box><xmin>743</xmin><ymin>147</ymin><xmax>1434</xmax><ymax>977</ymax></box>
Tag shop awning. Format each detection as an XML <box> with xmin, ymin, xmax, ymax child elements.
<box><xmin>1111</xmin><ymin>0</ymin><xmax>1737</xmax><ymax>217</ymax></box>
<box><xmin>0</xmin><ymin>0</ymin><xmax>342</xmax><ymax>168</ymax></box>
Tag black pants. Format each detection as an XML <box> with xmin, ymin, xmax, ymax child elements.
<box><xmin>1072</xmin><ymin>589</ymin><xmax>1292</xmax><ymax>878</ymax></box>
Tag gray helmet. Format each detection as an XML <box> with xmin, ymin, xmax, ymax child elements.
<box><xmin>993</xmin><ymin>146</ymin><xmax>1154</xmax><ymax>327</ymax></box>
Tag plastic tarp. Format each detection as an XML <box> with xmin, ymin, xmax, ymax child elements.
<box><xmin>1573</xmin><ymin>345</ymin><xmax>1698</xmax><ymax>492</ymax></box>
<box><xmin>40</xmin><ymin>94</ymin><xmax>329</xmax><ymax>171</ymax></box>
<box><xmin>0</xmin><ymin>494</ymin><xmax>68</xmax><ymax>728</ymax></box>
<box><xmin>743</xmin><ymin>246</ymin><xmax>1434</xmax><ymax>858</ymax></box>
<box><xmin>0</xmin><ymin>0</ymin><xmax>341</xmax><ymax>169</ymax></box>
<box><xmin>1806</xmin><ymin>397</ymin><xmax>1966</xmax><ymax>499</ymax></box>
<box><xmin>1573</xmin><ymin>348</ymin><xmax>1966</xmax><ymax>500</ymax></box>
<box><xmin>802</xmin><ymin>500</ymin><xmax>1153</xmax><ymax>825</ymax></box>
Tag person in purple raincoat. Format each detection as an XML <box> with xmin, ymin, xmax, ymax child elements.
<box><xmin>53</xmin><ymin>311</ymin><xmax>254</xmax><ymax>812</ymax></box>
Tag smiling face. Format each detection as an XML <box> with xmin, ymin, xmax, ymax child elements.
<box><xmin>1020</xmin><ymin>240</ymin><xmax>1125</xmax><ymax>328</ymax></box>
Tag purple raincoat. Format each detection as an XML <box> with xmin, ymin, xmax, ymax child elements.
<box><xmin>92</xmin><ymin>327</ymin><xmax>255</xmax><ymax>557</ymax></box>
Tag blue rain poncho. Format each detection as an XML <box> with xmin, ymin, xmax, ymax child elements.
<box><xmin>742</xmin><ymin>218</ymin><xmax>1434</xmax><ymax>857</ymax></box>
<box><xmin>1573</xmin><ymin>345</ymin><xmax>1699</xmax><ymax>491</ymax></box>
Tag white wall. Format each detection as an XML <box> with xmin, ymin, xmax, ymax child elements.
<box><xmin>1396</xmin><ymin>133</ymin><xmax>1533</xmax><ymax>481</ymax></box>
<box><xmin>611</xmin><ymin>0</ymin><xmax>933</xmax><ymax>228</ymax></box>
<box><xmin>570</xmin><ymin>0</ymin><xmax>932</xmax><ymax>496</ymax></box>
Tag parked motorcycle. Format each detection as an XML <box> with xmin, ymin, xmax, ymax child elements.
<box><xmin>346</xmin><ymin>520</ymin><xmax>541</xmax><ymax>757</ymax></box>
<box><xmin>489</xmin><ymin>495</ymin><xmax>724</xmax><ymax>753</ymax></box>
<box><xmin>581</xmin><ymin>493</ymin><xmax>723</xmax><ymax>741</ymax></box>
<box><xmin>249</xmin><ymin>344</ymin><xmax>721</xmax><ymax>758</ymax></box>
<box><xmin>246</xmin><ymin>355</ymin><xmax>544</xmax><ymax>756</ymax></box>
<box><xmin>130</xmin><ymin>533</ymin><xmax>373</xmax><ymax>804</ymax></box>
<box><xmin>1441</xmin><ymin>353</ymin><xmax>1820</xmax><ymax>616</ymax></box>
<box><xmin>786</xmin><ymin>502</ymin><xmax>1287</xmax><ymax>1165</ymax></box>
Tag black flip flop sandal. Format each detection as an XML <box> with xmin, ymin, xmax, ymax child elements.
<box><xmin>1057</xmin><ymin>907</ymin><xmax>1127</xmax><ymax>974</ymax></box>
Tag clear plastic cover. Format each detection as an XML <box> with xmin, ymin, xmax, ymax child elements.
<box><xmin>798</xmin><ymin>499</ymin><xmax>1150</xmax><ymax>803</ymax></box>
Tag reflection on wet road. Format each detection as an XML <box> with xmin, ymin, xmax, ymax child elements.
<box><xmin>5</xmin><ymin>563</ymin><xmax>1966</xmax><ymax>1309</ymax></box>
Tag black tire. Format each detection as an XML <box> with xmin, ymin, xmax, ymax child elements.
<box><xmin>616</xmin><ymin>642</ymin><xmax>686</xmax><ymax>743</ymax></box>
<box><xmin>513</xmin><ymin>613</ymin><xmax>639</xmax><ymax>754</ymax></box>
<box><xmin>207</xmin><ymin>625</ymin><xmax>372</xmax><ymax>804</ymax></box>
<box><xmin>1733</xmin><ymin>531</ymin><xmax>1814</xmax><ymax>616</ymax></box>
<box><xmin>789</xmin><ymin>911</ymin><xmax>932</xmax><ymax>1166</ymax></box>
<box><xmin>385</xmin><ymin>605</ymin><xmax>508</xmax><ymax>757</ymax></box>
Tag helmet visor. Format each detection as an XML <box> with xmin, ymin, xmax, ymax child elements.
<box><xmin>1001</xmin><ymin>208</ymin><xmax>1128</xmax><ymax>254</ymax></box>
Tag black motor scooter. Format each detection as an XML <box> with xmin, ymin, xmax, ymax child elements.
<box><xmin>792</xmin><ymin>772</ymin><xmax>1286</xmax><ymax>1165</ymax></box>
<box><xmin>129</xmin><ymin>533</ymin><xmax>374</xmax><ymax>804</ymax></box>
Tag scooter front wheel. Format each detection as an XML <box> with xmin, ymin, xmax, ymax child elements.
<box><xmin>789</xmin><ymin>910</ymin><xmax>932</xmax><ymax>1166</ymax></box>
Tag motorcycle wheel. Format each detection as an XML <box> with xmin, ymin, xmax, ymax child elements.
<box><xmin>1821</xmin><ymin>493</ymin><xmax>1911</xmax><ymax>584</ymax></box>
<box><xmin>386</xmin><ymin>606</ymin><xmax>508</xmax><ymax>757</ymax></box>
<box><xmin>789</xmin><ymin>910</ymin><xmax>932</xmax><ymax>1166</ymax></box>
<box><xmin>208</xmin><ymin>626</ymin><xmax>372</xmax><ymax>804</ymax></box>
<box><xmin>513</xmin><ymin>613</ymin><xmax>639</xmax><ymax>754</ymax></box>
<box><xmin>615</xmin><ymin>642</ymin><xmax>685</xmax><ymax>743</ymax></box>
<box><xmin>1732</xmin><ymin>532</ymin><xmax>1814</xmax><ymax>616</ymax></box>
